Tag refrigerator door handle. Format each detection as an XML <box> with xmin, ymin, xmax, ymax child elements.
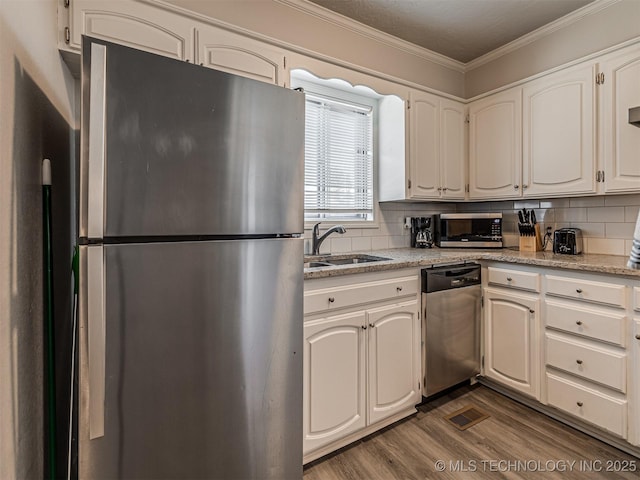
<box><xmin>87</xmin><ymin>245</ymin><xmax>106</xmax><ymax>439</ymax></box>
<box><xmin>87</xmin><ymin>42</ymin><xmax>107</xmax><ymax>240</ymax></box>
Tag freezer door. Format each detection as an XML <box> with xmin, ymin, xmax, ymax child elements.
<box><xmin>78</xmin><ymin>239</ymin><xmax>303</xmax><ymax>479</ymax></box>
<box><xmin>80</xmin><ymin>37</ymin><xmax>304</xmax><ymax>238</ymax></box>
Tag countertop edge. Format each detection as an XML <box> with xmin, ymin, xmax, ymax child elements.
<box><xmin>303</xmin><ymin>248</ymin><xmax>640</xmax><ymax>280</ymax></box>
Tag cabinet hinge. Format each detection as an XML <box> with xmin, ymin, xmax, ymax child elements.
<box><xmin>283</xmin><ymin>56</ymin><xmax>286</xmax><ymax>69</ymax></box>
<box><xmin>481</xmin><ymin>355</ymin><xmax>485</xmax><ymax>368</ymax></box>
<box><xmin>418</xmin><ymin>381</ymin><xmax>421</xmax><ymax>391</ymax></box>
<box><xmin>407</xmin><ymin>100</ymin><xmax>410</xmax><ymax>110</ymax></box>
<box><xmin>481</xmin><ymin>295</ymin><xmax>484</xmax><ymax>308</ymax></box>
<box><xmin>465</xmin><ymin>184</ymin><xmax>469</xmax><ymax>193</ymax></box>
<box><xmin>465</xmin><ymin>114</ymin><xmax>470</xmax><ymax>124</ymax></box>
<box><xmin>64</xmin><ymin>26</ymin><xmax>70</xmax><ymax>44</ymax></box>
<box><xmin>408</xmin><ymin>179</ymin><xmax>412</xmax><ymax>189</ymax></box>
<box><xmin>64</xmin><ymin>0</ymin><xmax>70</xmax><ymax>7</ymax></box>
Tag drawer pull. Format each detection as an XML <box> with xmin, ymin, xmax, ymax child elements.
<box><xmin>576</xmin><ymin>288</ymin><xmax>583</xmax><ymax>294</ymax></box>
<box><xmin>506</xmin><ymin>277</ymin><xmax>513</xmax><ymax>282</ymax></box>
<box><xmin>577</xmin><ymin>401</ymin><xmax>584</xmax><ymax>407</ymax></box>
<box><xmin>576</xmin><ymin>320</ymin><xmax>583</xmax><ymax>326</ymax></box>
<box><xmin>328</xmin><ymin>297</ymin><xmax>335</xmax><ymax>303</ymax></box>
<box><xmin>396</xmin><ymin>286</ymin><xmax>403</xmax><ymax>292</ymax></box>
<box><xmin>576</xmin><ymin>359</ymin><xmax>583</xmax><ymax>365</ymax></box>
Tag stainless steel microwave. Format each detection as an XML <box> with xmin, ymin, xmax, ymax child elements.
<box><xmin>435</xmin><ymin>213</ymin><xmax>503</xmax><ymax>248</ymax></box>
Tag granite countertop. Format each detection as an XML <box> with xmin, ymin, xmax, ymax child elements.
<box><xmin>303</xmin><ymin>247</ymin><xmax>640</xmax><ymax>280</ymax></box>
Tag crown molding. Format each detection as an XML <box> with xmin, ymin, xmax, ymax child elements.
<box><xmin>274</xmin><ymin>0</ymin><xmax>466</xmax><ymax>73</ymax></box>
<box><xmin>464</xmin><ymin>0</ymin><xmax>622</xmax><ymax>71</ymax></box>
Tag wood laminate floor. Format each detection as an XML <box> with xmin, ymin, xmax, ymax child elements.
<box><xmin>303</xmin><ymin>385</ymin><xmax>640</xmax><ymax>479</ymax></box>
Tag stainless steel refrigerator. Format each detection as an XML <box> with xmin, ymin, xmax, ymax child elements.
<box><xmin>78</xmin><ymin>37</ymin><xmax>304</xmax><ymax>479</ymax></box>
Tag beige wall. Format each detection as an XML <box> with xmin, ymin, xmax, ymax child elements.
<box><xmin>465</xmin><ymin>0</ymin><xmax>640</xmax><ymax>97</ymax></box>
<box><xmin>0</xmin><ymin>1</ymin><xmax>76</xmax><ymax>478</ymax></box>
<box><xmin>164</xmin><ymin>0</ymin><xmax>466</xmax><ymax>97</ymax></box>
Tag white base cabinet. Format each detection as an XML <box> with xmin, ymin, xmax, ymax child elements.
<box><xmin>303</xmin><ymin>270</ymin><xmax>420</xmax><ymax>462</ymax></box>
<box><xmin>484</xmin><ymin>287</ymin><xmax>540</xmax><ymax>399</ymax></box>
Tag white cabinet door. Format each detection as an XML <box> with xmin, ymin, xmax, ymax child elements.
<box><xmin>632</xmin><ymin>318</ymin><xmax>640</xmax><ymax>446</ymax></box>
<box><xmin>408</xmin><ymin>91</ymin><xmax>440</xmax><ymax>199</ymax></box>
<box><xmin>69</xmin><ymin>0</ymin><xmax>194</xmax><ymax>60</ymax></box>
<box><xmin>484</xmin><ymin>288</ymin><xmax>540</xmax><ymax>399</ymax></box>
<box><xmin>367</xmin><ymin>300</ymin><xmax>420</xmax><ymax>425</ymax></box>
<box><xmin>469</xmin><ymin>87</ymin><xmax>522</xmax><ymax>199</ymax></box>
<box><xmin>196</xmin><ymin>25</ymin><xmax>287</xmax><ymax>86</ymax></box>
<box><xmin>303</xmin><ymin>311</ymin><xmax>366</xmax><ymax>454</ymax></box>
<box><xmin>522</xmin><ymin>63</ymin><xmax>596</xmax><ymax>197</ymax></box>
<box><xmin>601</xmin><ymin>44</ymin><xmax>640</xmax><ymax>193</ymax></box>
<box><xmin>440</xmin><ymin>99</ymin><xmax>466</xmax><ymax>199</ymax></box>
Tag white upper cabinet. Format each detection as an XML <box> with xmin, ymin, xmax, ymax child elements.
<box><xmin>600</xmin><ymin>43</ymin><xmax>640</xmax><ymax>193</ymax></box>
<box><xmin>468</xmin><ymin>87</ymin><xmax>522</xmax><ymax>199</ymax></box>
<box><xmin>522</xmin><ymin>63</ymin><xmax>597</xmax><ymax>197</ymax></box>
<box><xmin>408</xmin><ymin>91</ymin><xmax>440</xmax><ymax>198</ymax></box>
<box><xmin>195</xmin><ymin>26</ymin><xmax>287</xmax><ymax>86</ymax></box>
<box><xmin>405</xmin><ymin>91</ymin><xmax>466</xmax><ymax>200</ymax></box>
<box><xmin>68</xmin><ymin>0</ymin><xmax>194</xmax><ymax>61</ymax></box>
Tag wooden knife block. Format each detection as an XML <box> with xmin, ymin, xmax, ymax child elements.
<box><xmin>519</xmin><ymin>224</ymin><xmax>543</xmax><ymax>252</ymax></box>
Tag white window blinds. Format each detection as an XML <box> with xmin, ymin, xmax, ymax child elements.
<box><xmin>304</xmin><ymin>93</ymin><xmax>374</xmax><ymax>221</ymax></box>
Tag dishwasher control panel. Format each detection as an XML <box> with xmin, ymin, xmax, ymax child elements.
<box><xmin>421</xmin><ymin>263</ymin><xmax>481</xmax><ymax>293</ymax></box>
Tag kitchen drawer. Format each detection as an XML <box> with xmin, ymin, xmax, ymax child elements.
<box><xmin>546</xmin><ymin>275</ymin><xmax>626</xmax><ymax>308</ymax></box>
<box><xmin>634</xmin><ymin>287</ymin><xmax>640</xmax><ymax>311</ymax></box>
<box><xmin>546</xmin><ymin>334</ymin><xmax>626</xmax><ymax>392</ymax></box>
<box><xmin>487</xmin><ymin>267</ymin><xmax>540</xmax><ymax>292</ymax></box>
<box><xmin>304</xmin><ymin>275</ymin><xmax>418</xmax><ymax>315</ymax></box>
<box><xmin>545</xmin><ymin>300</ymin><xmax>627</xmax><ymax>347</ymax></box>
<box><xmin>546</xmin><ymin>373</ymin><xmax>627</xmax><ymax>438</ymax></box>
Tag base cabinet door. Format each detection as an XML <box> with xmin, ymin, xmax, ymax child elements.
<box><xmin>633</xmin><ymin>318</ymin><xmax>640</xmax><ymax>446</ymax></box>
<box><xmin>367</xmin><ymin>300</ymin><xmax>421</xmax><ymax>424</ymax></box>
<box><xmin>303</xmin><ymin>311</ymin><xmax>366</xmax><ymax>454</ymax></box>
<box><xmin>484</xmin><ymin>288</ymin><xmax>540</xmax><ymax>399</ymax></box>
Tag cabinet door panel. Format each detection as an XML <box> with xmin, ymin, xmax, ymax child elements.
<box><xmin>632</xmin><ymin>318</ymin><xmax>640</xmax><ymax>446</ymax></box>
<box><xmin>197</xmin><ymin>26</ymin><xmax>285</xmax><ymax>86</ymax></box>
<box><xmin>484</xmin><ymin>288</ymin><xmax>540</xmax><ymax>398</ymax></box>
<box><xmin>303</xmin><ymin>312</ymin><xmax>366</xmax><ymax>453</ymax></box>
<box><xmin>523</xmin><ymin>64</ymin><xmax>596</xmax><ymax>196</ymax></box>
<box><xmin>409</xmin><ymin>92</ymin><xmax>440</xmax><ymax>198</ymax></box>
<box><xmin>440</xmin><ymin>99</ymin><xmax>466</xmax><ymax>199</ymax></box>
<box><xmin>469</xmin><ymin>88</ymin><xmax>522</xmax><ymax>199</ymax></box>
<box><xmin>367</xmin><ymin>301</ymin><xmax>420</xmax><ymax>424</ymax></box>
<box><xmin>70</xmin><ymin>0</ymin><xmax>192</xmax><ymax>60</ymax></box>
<box><xmin>602</xmin><ymin>46</ymin><xmax>640</xmax><ymax>193</ymax></box>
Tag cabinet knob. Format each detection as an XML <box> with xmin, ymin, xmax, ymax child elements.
<box><xmin>576</xmin><ymin>320</ymin><xmax>583</xmax><ymax>326</ymax></box>
<box><xmin>522</xmin><ymin>184</ymin><xmax>528</xmax><ymax>189</ymax></box>
<box><xmin>514</xmin><ymin>185</ymin><xmax>520</xmax><ymax>190</ymax></box>
<box><xmin>369</xmin><ymin>323</ymin><xmax>375</xmax><ymax>329</ymax></box>
<box><xmin>635</xmin><ymin>334</ymin><xmax>640</xmax><ymax>340</ymax></box>
<box><xmin>529</xmin><ymin>309</ymin><xmax>535</xmax><ymax>314</ymax></box>
<box><xmin>437</xmin><ymin>187</ymin><xmax>442</xmax><ymax>191</ymax></box>
<box><xmin>576</xmin><ymin>288</ymin><xmax>583</xmax><ymax>294</ymax></box>
<box><xmin>442</xmin><ymin>187</ymin><xmax>448</xmax><ymax>191</ymax></box>
<box><xmin>397</xmin><ymin>286</ymin><xmax>403</xmax><ymax>292</ymax></box>
<box><xmin>577</xmin><ymin>401</ymin><xmax>584</xmax><ymax>407</ymax></box>
<box><xmin>328</xmin><ymin>297</ymin><xmax>335</xmax><ymax>303</ymax></box>
<box><xmin>576</xmin><ymin>359</ymin><xmax>583</xmax><ymax>365</ymax></box>
<box><xmin>506</xmin><ymin>277</ymin><xmax>513</xmax><ymax>282</ymax></box>
<box><xmin>361</xmin><ymin>325</ymin><xmax>367</xmax><ymax>330</ymax></box>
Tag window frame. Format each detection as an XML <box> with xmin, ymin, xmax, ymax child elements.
<box><xmin>292</xmin><ymin>75</ymin><xmax>381</xmax><ymax>230</ymax></box>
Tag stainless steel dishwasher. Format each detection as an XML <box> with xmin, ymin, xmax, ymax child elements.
<box><xmin>422</xmin><ymin>263</ymin><xmax>481</xmax><ymax>397</ymax></box>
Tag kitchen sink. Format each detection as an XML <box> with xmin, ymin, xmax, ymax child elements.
<box><xmin>304</xmin><ymin>254</ymin><xmax>391</xmax><ymax>268</ymax></box>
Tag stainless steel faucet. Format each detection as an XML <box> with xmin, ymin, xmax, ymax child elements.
<box><xmin>311</xmin><ymin>223</ymin><xmax>347</xmax><ymax>255</ymax></box>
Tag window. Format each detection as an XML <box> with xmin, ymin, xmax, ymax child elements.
<box><xmin>301</xmin><ymin>85</ymin><xmax>375</xmax><ymax>223</ymax></box>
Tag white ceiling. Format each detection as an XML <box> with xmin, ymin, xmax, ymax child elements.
<box><xmin>307</xmin><ymin>0</ymin><xmax>595</xmax><ymax>63</ymax></box>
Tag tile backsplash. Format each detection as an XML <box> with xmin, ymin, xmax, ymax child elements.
<box><xmin>305</xmin><ymin>194</ymin><xmax>640</xmax><ymax>256</ymax></box>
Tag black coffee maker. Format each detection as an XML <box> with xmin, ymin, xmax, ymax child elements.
<box><xmin>410</xmin><ymin>216</ymin><xmax>434</xmax><ymax>248</ymax></box>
